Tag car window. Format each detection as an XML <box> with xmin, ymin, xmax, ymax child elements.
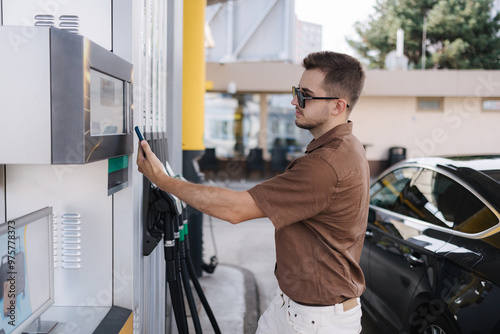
<box><xmin>390</xmin><ymin>168</ymin><xmax>498</xmax><ymax>233</ymax></box>
<box><xmin>370</xmin><ymin>167</ymin><xmax>419</xmax><ymax>210</ymax></box>
<box><xmin>393</xmin><ymin>169</ymin><xmax>456</xmax><ymax>228</ymax></box>
<box><xmin>454</xmin><ymin>188</ymin><xmax>499</xmax><ymax>234</ymax></box>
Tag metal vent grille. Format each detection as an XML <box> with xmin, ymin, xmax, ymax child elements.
<box><xmin>58</xmin><ymin>212</ymin><xmax>83</xmax><ymax>270</ymax></box>
<box><xmin>59</xmin><ymin>15</ymin><xmax>80</xmax><ymax>34</ymax></box>
<box><xmin>34</xmin><ymin>14</ymin><xmax>55</xmax><ymax>27</ymax></box>
<box><xmin>33</xmin><ymin>14</ymin><xmax>79</xmax><ymax>34</ymax></box>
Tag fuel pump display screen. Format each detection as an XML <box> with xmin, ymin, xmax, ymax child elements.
<box><xmin>90</xmin><ymin>69</ymin><xmax>125</xmax><ymax>136</ymax></box>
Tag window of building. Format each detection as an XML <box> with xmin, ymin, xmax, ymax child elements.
<box><xmin>209</xmin><ymin>120</ymin><xmax>232</xmax><ymax>140</ymax></box>
<box><xmin>417</xmin><ymin>97</ymin><xmax>443</xmax><ymax>111</ymax></box>
<box><xmin>482</xmin><ymin>98</ymin><xmax>500</xmax><ymax>111</ymax></box>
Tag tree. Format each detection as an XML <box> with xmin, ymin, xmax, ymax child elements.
<box><xmin>348</xmin><ymin>0</ymin><xmax>500</xmax><ymax>69</ymax></box>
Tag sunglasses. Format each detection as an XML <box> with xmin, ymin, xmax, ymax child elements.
<box><xmin>292</xmin><ymin>86</ymin><xmax>349</xmax><ymax>109</ymax></box>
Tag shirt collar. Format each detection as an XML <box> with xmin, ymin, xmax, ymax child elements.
<box><xmin>305</xmin><ymin>121</ymin><xmax>353</xmax><ymax>154</ymax></box>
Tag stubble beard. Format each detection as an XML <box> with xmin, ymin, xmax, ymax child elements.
<box><xmin>295</xmin><ymin>107</ymin><xmax>330</xmax><ymax>130</ymax></box>
<box><xmin>295</xmin><ymin>119</ymin><xmax>315</xmax><ymax>130</ymax></box>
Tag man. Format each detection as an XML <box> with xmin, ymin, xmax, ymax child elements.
<box><xmin>137</xmin><ymin>51</ymin><xmax>370</xmax><ymax>333</ymax></box>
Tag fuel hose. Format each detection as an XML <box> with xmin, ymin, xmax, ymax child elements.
<box><xmin>162</xmin><ymin>195</ymin><xmax>189</xmax><ymax>334</ymax></box>
<box><xmin>178</xmin><ymin>215</ymin><xmax>203</xmax><ymax>334</ymax></box>
<box><xmin>182</xmin><ymin>210</ymin><xmax>221</xmax><ymax>334</ymax></box>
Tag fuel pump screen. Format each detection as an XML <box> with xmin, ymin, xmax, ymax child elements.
<box><xmin>90</xmin><ymin>69</ymin><xmax>125</xmax><ymax>136</ymax></box>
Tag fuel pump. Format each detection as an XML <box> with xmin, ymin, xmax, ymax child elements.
<box><xmin>138</xmin><ymin>127</ymin><xmax>220</xmax><ymax>334</ymax></box>
<box><xmin>147</xmin><ymin>186</ymin><xmax>189</xmax><ymax>333</ymax></box>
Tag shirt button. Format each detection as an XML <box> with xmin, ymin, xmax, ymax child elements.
<box><xmin>311</xmin><ymin>321</ymin><xmax>315</xmax><ymax>324</ymax></box>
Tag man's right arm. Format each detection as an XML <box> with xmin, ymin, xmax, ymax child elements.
<box><xmin>137</xmin><ymin>140</ymin><xmax>266</xmax><ymax>224</ymax></box>
<box><xmin>155</xmin><ymin>175</ymin><xmax>266</xmax><ymax>224</ymax></box>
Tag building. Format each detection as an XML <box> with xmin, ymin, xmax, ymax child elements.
<box><xmin>206</xmin><ymin>62</ymin><xmax>500</xmax><ymax>178</ymax></box>
<box><xmin>294</xmin><ymin>18</ymin><xmax>322</xmax><ymax>64</ymax></box>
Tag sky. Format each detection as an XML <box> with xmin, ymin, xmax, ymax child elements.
<box><xmin>294</xmin><ymin>0</ymin><xmax>378</xmax><ymax>56</ymax></box>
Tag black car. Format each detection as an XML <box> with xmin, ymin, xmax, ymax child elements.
<box><xmin>361</xmin><ymin>155</ymin><xmax>500</xmax><ymax>334</ymax></box>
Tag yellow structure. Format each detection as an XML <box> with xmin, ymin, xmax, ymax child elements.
<box><xmin>182</xmin><ymin>0</ymin><xmax>206</xmax><ymax>150</ymax></box>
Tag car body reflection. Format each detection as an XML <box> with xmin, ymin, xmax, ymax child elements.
<box><xmin>361</xmin><ymin>156</ymin><xmax>500</xmax><ymax>334</ymax></box>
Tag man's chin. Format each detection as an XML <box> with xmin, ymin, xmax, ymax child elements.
<box><xmin>295</xmin><ymin>120</ymin><xmax>312</xmax><ymax>130</ymax></box>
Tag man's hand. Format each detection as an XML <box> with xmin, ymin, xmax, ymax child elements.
<box><xmin>136</xmin><ymin>140</ymin><xmax>168</xmax><ymax>185</ymax></box>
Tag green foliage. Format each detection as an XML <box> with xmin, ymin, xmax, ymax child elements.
<box><xmin>348</xmin><ymin>0</ymin><xmax>500</xmax><ymax>69</ymax></box>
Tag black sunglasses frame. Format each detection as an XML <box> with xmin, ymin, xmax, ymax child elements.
<box><xmin>292</xmin><ymin>86</ymin><xmax>349</xmax><ymax>109</ymax></box>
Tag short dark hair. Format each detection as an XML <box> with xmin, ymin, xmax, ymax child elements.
<box><xmin>302</xmin><ymin>51</ymin><xmax>365</xmax><ymax>112</ymax></box>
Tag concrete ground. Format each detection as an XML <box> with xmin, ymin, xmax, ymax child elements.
<box><xmin>191</xmin><ymin>179</ymin><xmax>383</xmax><ymax>334</ymax></box>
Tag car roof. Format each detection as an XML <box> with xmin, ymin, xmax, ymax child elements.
<box><xmin>402</xmin><ymin>155</ymin><xmax>500</xmax><ymax>172</ymax></box>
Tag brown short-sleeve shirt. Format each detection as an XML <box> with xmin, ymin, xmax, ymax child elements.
<box><xmin>248</xmin><ymin>122</ymin><xmax>370</xmax><ymax>305</ymax></box>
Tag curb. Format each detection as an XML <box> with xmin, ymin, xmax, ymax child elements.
<box><xmin>225</xmin><ymin>264</ymin><xmax>260</xmax><ymax>334</ymax></box>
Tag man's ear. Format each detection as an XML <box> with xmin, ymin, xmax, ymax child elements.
<box><xmin>331</xmin><ymin>99</ymin><xmax>348</xmax><ymax>116</ymax></box>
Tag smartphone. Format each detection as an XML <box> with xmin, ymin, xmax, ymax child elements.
<box><xmin>135</xmin><ymin>126</ymin><xmax>147</xmax><ymax>158</ymax></box>
<box><xmin>134</xmin><ymin>126</ymin><xmax>144</xmax><ymax>141</ymax></box>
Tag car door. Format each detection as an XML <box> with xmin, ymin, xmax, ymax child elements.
<box><xmin>428</xmin><ymin>173</ymin><xmax>500</xmax><ymax>333</ymax></box>
<box><xmin>364</xmin><ymin>166</ymin><xmax>419</xmax><ymax>332</ymax></box>
<box><xmin>366</xmin><ymin>167</ymin><xmax>455</xmax><ymax>333</ymax></box>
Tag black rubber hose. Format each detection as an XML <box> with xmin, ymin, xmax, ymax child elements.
<box><xmin>164</xmin><ymin>214</ymin><xmax>189</xmax><ymax>334</ymax></box>
<box><xmin>173</xmin><ymin>217</ymin><xmax>189</xmax><ymax>332</ymax></box>
<box><xmin>168</xmin><ymin>281</ymin><xmax>188</xmax><ymax>334</ymax></box>
<box><xmin>181</xmin><ymin>258</ymin><xmax>203</xmax><ymax>334</ymax></box>
<box><xmin>174</xmin><ymin>277</ymin><xmax>189</xmax><ymax>333</ymax></box>
<box><xmin>185</xmin><ymin>236</ymin><xmax>221</xmax><ymax>334</ymax></box>
<box><xmin>178</xmin><ymin>216</ymin><xmax>203</xmax><ymax>334</ymax></box>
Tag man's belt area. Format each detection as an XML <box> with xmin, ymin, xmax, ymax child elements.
<box><xmin>294</xmin><ymin>297</ymin><xmax>358</xmax><ymax>312</ymax></box>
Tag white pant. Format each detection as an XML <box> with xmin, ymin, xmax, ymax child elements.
<box><xmin>256</xmin><ymin>290</ymin><xmax>362</xmax><ymax>334</ymax></box>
